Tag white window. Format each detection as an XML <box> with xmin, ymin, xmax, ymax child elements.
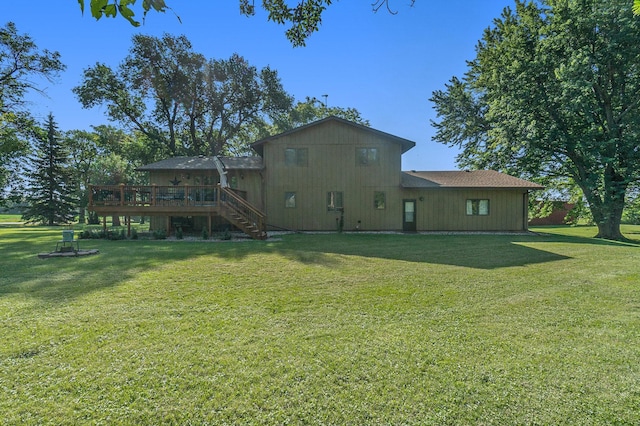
<box><xmin>466</xmin><ymin>199</ymin><xmax>489</xmax><ymax>216</ymax></box>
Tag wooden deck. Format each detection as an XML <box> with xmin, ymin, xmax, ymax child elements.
<box><xmin>88</xmin><ymin>184</ymin><xmax>267</xmax><ymax>239</ymax></box>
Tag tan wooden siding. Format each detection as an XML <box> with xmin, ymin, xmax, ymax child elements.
<box><xmin>263</xmin><ymin>120</ymin><xmax>403</xmax><ymax>231</ymax></box>
<box><xmin>149</xmin><ymin>170</ymin><xmax>218</xmax><ymax>186</ymax></box>
<box><xmin>226</xmin><ymin>170</ymin><xmax>263</xmax><ymax>210</ymax></box>
<box><xmin>403</xmin><ymin>188</ymin><xmax>528</xmax><ymax>231</ymax></box>
<box><xmin>146</xmin><ymin>169</ymin><xmax>264</xmax><ymax>232</ymax></box>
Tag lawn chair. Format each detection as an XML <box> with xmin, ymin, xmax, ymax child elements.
<box><xmin>56</xmin><ymin>230</ymin><xmax>80</xmax><ymax>253</ymax></box>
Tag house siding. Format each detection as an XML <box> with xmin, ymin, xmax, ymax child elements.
<box><xmin>126</xmin><ymin>118</ymin><xmax>539</xmax><ymax>235</ymax></box>
<box><xmin>262</xmin><ymin>119</ymin><xmax>404</xmax><ymax>231</ymax></box>
<box><xmin>402</xmin><ymin>188</ymin><xmax>528</xmax><ymax>231</ymax></box>
<box><xmin>146</xmin><ymin>168</ymin><xmax>264</xmax><ymax>232</ymax></box>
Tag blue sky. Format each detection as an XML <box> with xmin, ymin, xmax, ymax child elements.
<box><xmin>5</xmin><ymin>1</ymin><xmax>512</xmax><ymax>170</ymax></box>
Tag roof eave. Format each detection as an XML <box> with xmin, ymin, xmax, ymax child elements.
<box><xmin>251</xmin><ymin>116</ymin><xmax>416</xmax><ymax>154</ymax></box>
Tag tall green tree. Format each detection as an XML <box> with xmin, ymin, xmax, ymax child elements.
<box><xmin>76</xmin><ymin>126</ymin><xmax>148</xmax><ymax>225</ymax></box>
<box><xmin>22</xmin><ymin>114</ymin><xmax>76</xmax><ymax>225</ymax></box>
<box><xmin>0</xmin><ymin>22</ymin><xmax>65</xmax><ymax>204</ymax></box>
<box><xmin>430</xmin><ymin>0</ymin><xmax>640</xmax><ymax>240</ymax></box>
<box><xmin>77</xmin><ymin>0</ymin><xmax>415</xmax><ymax>47</ymax></box>
<box><xmin>73</xmin><ymin>34</ymin><xmax>292</xmax><ymax>158</ymax></box>
<box><xmin>65</xmin><ymin>130</ymin><xmax>101</xmax><ymax>224</ymax></box>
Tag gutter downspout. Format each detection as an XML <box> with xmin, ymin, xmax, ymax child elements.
<box><xmin>213</xmin><ymin>156</ymin><xmax>228</xmax><ymax>188</ymax></box>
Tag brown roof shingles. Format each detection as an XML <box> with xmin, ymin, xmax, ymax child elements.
<box><xmin>402</xmin><ymin>170</ymin><xmax>544</xmax><ymax>189</ymax></box>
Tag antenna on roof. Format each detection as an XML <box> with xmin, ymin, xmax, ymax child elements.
<box><xmin>322</xmin><ymin>94</ymin><xmax>328</xmax><ymax>108</ymax></box>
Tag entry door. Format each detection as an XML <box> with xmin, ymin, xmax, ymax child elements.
<box><xmin>403</xmin><ymin>199</ymin><xmax>417</xmax><ymax>232</ymax></box>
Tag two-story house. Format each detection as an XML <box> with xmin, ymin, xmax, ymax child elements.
<box><xmin>88</xmin><ymin>116</ymin><xmax>543</xmax><ymax>238</ymax></box>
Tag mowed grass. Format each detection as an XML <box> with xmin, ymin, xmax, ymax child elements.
<box><xmin>0</xmin><ymin>226</ymin><xmax>639</xmax><ymax>424</ymax></box>
<box><xmin>0</xmin><ymin>214</ymin><xmax>22</xmax><ymax>223</ymax></box>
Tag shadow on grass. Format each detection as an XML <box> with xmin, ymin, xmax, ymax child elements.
<box><xmin>1</xmin><ymin>226</ymin><xmax>636</xmax><ymax>304</ymax></box>
<box><xmin>268</xmin><ymin>233</ymin><xmax>576</xmax><ymax>270</ymax></box>
<box><xmin>271</xmin><ymin>229</ymin><xmax>639</xmax><ymax>269</ymax></box>
<box><xmin>0</xmin><ymin>227</ymin><xmax>235</xmax><ymax>304</ymax></box>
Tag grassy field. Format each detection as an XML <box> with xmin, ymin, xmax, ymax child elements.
<box><xmin>0</xmin><ymin>214</ymin><xmax>22</xmax><ymax>223</ymax></box>
<box><xmin>0</xmin><ymin>226</ymin><xmax>639</xmax><ymax>424</ymax></box>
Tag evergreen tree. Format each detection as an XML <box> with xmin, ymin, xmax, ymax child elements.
<box><xmin>22</xmin><ymin>114</ymin><xmax>76</xmax><ymax>225</ymax></box>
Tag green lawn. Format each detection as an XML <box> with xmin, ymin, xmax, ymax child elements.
<box><xmin>1</xmin><ymin>226</ymin><xmax>639</xmax><ymax>424</ymax></box>
<box><xmin>0</xmin><ymin>214</ymin><xmax>22</xmax><ymax>223</ymax></box>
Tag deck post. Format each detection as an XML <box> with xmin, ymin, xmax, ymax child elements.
<box><xmin>119</xmin><ymin>183</ymin><xmax>125</xmax><ymax>206</ymax></box>
<box><xmin>166</xmin><ymin>216</ymin><xmax>171</xmax><ymax>236</ymax></box>
<box><xmin>102</xmin><ymin>215</ymin><xmax>106</xmax><ymax>232</ymax></box>
<box><xmin>208</xmin><ymin>214</ymin><xmax>212</xmax><ymax>238</ymax></box>
<box><xmin>127</xmin><ymin>216</ymin><xmax>131</xmax><ymax>237</ymax></box>
<box><xmin>151</xmin><ymin>184</ymin><xmax>157</xmax><ymax>206</ymax></box>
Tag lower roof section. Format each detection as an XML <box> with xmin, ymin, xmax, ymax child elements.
<box><xmin>401</xmin><ymin>170</ymin><xmax>544</xmax><ymax>190</ymax></box>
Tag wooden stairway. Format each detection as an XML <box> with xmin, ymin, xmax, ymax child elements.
<box><xmin>219</xmin><ymin>186</ymin><xmax>267</xmax><ymax>240</ymax></box>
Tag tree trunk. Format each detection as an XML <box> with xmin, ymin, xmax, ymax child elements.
<box><xmin>595</xmin><ymin>216</ymin><xmax>623</xmax><ymax>240</ymax></box>
<box><xmin>590</xmin><ymin>179</ymin><xmax>626</xmax><ymax>241</ymax></box>
<box><xmin>593</xmin><ymin>196</ymin><xmax>625</xmax><ymax>240</ymax></box>
<box><xmin>112</xmin><ymin>215</ymin><xmax>121</xmax><ymax>227</ymax></box>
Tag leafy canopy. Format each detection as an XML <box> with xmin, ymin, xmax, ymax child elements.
<box><xmin>0</xmin><ymin>22</ymin><xmax>65</xmax><ymax>205</ymax></box>
<box><xmin>78</xmin><ymin>0</ymin><xmax>415</xmax><ymax>47</ymax></box>
<box><xmin>430</xmin><ymin>0</ymin><xmax>640</xmax><ymax>240</ymax></box>
<box><xmin>73</xmin><ymin>33</ymin><xmax>293</xmax><ymax>158</ymax></box>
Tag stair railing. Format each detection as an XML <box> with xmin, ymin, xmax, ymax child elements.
<box><xmin>219</xmin><ymin>186</ymin><xmax>266</xmax><ymax>237</ymax></box>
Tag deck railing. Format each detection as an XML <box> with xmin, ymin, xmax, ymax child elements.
<box><xmin>89</xmin><ymin>185</ymin><xmax>248</xmax><ymax>208</ymax></box>
<box><xmin>88</xmin><ymin>184</ymin><xmax>265</xmax><ymax>238</ymax></box>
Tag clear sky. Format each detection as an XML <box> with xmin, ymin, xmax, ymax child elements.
<box><xmin>4</xmin><ymin>1</ymin><xmax>512</xmax><ymax>171</ymax></box>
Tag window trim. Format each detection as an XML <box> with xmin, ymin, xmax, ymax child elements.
<box><xmin>374</xmin><ymin>191</ymin><xmax>386</xmax><ymax>210</ymax></box>
<box><xmin>327</xmin><ymin>191</ymin><xmax>344</xmax><ymax>212</ymax></box>
<box><xmin>285</xmin><ymin>192</ymin><xmax>296</xmax><ymax>208</ymax></box>
<box><xmin>466</xmin><ymin>199</ymin><xmax>490</xmax><ymax>216</ymax></box>
<box><xmin>285</xmin><ymin>147</ymin><xmax>308</xmax><ymax>166</ymax></box>
<box><xmin>356</xmin><ymin>147</ymin><xmax>380</xmax><ymax>166</ymax></box>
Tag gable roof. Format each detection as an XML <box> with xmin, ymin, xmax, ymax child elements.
<box><xmin>137</xmin><ymin>156</ymin><xmax>263</xmax><ymax>172</ymax></box>
<box><xmin>401</xmin><ymin>170</ymin><xmax>544</xmax><ymax>190</ymax></box>
<box><xmin>251</xmin><ymin>116</ymin><xmax>416</xmax><ymax>155</ymax></box>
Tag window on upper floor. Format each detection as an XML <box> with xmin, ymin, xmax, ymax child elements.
<box><xmin>356</xmin><ymin>147</ymin><xmax>379</xmax><ymax>166</ymax></box>
<box><xmin>285</xmin><ymin>148</ymin><xmax>308</xmax><ymax>166</ymax></box>
<box><xmin>327</xmin><ymin>191</ymin><xmax>343</xmax><ymax>211</ymax></box>
<box><xmin>466</xmin><ymin>199</ymin><xmax>490</xmax><ymax>216</ymax></box>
